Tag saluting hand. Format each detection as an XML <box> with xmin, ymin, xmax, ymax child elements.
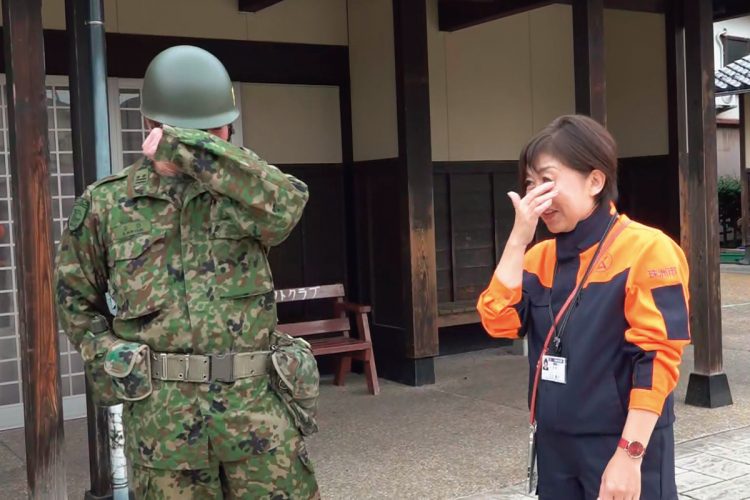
<box><xmin>507</xmin><ymin>181</ymin><xmax>558</xmax><ymax>246</ymax></box>
<box><xmin>142</xmin><ymin>126</ymin><xmax>181</xmax><ymax>177</ymax></box>
<box><xmin>153</xmin><ymin>160</ymin><xmax>181</xmax><ymax>177</ymax></box>
<box><xmin>598</xmin><ymin>450</ymin><xmax>642</xmax><ymax>500</ymax></box>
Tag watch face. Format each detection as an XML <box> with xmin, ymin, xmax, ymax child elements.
<box><xmin>627</xmin><ymin>441</ymin><xmax>645</xmax><ymax>458</ymax></box>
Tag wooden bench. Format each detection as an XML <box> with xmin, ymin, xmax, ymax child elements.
<box><xmin>275</xmin><ymin>284</ymin><xmax>380</xmax><ymax>395</ymax></box>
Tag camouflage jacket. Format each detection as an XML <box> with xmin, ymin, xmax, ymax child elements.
<box><xmin>54</xmin><ymin>126</ymin><xmax>309</xmax><ymax>469</ymax></box>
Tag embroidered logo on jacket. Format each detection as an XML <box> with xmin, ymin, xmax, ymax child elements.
<box><xmin>647</xmin><ymin>267</ymin><xmax>678</xmax><ymax>279</ymax></box>
<box><xmin>594</xmin><ymin>254</ymin><xmax>613</xmax><ymax>272</ymax></box>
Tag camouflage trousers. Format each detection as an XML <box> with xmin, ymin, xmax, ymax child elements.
<box><xmin>131</xmin><ymin>433</ymin><xmax>319</xmax><ymax>499</ymax></box>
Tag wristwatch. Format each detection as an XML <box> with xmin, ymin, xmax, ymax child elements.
<box><xmin>618</xmin><ymin>438</ymin><xmax>646</xmax><ymax>459</ymax></box>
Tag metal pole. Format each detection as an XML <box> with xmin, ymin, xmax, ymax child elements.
<box><xmin>66</xmin><ymin>0</ymin><xmax>111</xmax><ymax>190</ymax></box>
<box><xmin>65</xmin><ymin>0</ymin><xmax>123</xmax><ymax>498</ymax></box>
<box><xmin>107</xmin><ymin>406</ymin><xmax>129</xmax><ymax>500</ymax></box>
<box><xmin>1</xmin><ymin>0</ymin><xmax>68</xmax><ymax>496</ymax></box>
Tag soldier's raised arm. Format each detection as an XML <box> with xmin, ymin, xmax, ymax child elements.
<box><xmin>150</xmin><ymin>125</ymin><xmax>308</xmax><ymax>247</ymax></box>
<box><xmin>54</xmin><ymin>189</ymin><xmax>119</xmax><ymax>403</ymax></box>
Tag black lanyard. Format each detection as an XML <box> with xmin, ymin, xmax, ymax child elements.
<box><xmin>546</xmin><ymin>212</ymin><xmax>618</xmax><ymax>356</ymax></box>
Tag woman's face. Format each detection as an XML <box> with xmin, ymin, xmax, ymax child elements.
<box><xmin>525</xmin><ymin>153</ymin><xmax>605</xmax><ymax>234</ymax></box>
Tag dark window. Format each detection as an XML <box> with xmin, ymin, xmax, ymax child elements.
<box><xmin>723</xmin><ymin>35</ymin><xmax>750</xmax><ymax>65</ymax></box>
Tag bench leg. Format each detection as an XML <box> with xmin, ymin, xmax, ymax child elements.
<box><xmin>364</xmin><ymin>349</ymin><xmax>380</xmax><ymax>395</ymax></box>
<box><xmin>334</xmin><ymin>355</ymin><xmax>351</xmax><ymax>387</ymax></box>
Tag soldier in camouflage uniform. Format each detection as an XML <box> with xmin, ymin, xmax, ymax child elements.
<box><xmin>54</xmin><ymin>46</ymin><xmax>319</xmax><ymax>499</ymax></box>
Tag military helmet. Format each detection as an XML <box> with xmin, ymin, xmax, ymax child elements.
<box><xmin>141</xmin><ymin>45</ymin><xmax>239</xmax><ymax>130</ymax></box>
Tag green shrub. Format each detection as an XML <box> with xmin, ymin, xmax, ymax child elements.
<box><xmin>718</xmin><ymin>176</ymin><xmax>741</xmax><ymax>222</ymax></box>
<box><xmin>718</xmin><ymin>176</ymin><xmax>742</xmax><ymax>247</ymax></box>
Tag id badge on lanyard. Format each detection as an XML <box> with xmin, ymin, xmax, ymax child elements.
<box><xmin>540</xmin><ymin>354</ymin><xmax>567</xmax><ymax>384</ymax></box>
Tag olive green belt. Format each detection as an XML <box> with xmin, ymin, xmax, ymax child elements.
<box><xmin>150</xmin><ymin>351</ymin><xmax>270</xmax><ymax>383</ymax></box>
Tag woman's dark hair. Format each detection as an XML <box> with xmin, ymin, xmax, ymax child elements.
<box><xmin>519</xmin><ymin>114</ymin><xmax>618</xmax><ymax>204</ymax></box>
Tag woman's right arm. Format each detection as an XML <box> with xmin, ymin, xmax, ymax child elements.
<box><xmin>476</xmin><ymin>181</ymin><xmax>557</xmax><ymax>338</ymax></box>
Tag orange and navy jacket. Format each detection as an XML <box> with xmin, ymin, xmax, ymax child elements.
<box><xmin>477</xmin><ymin>203</ymin><xmax>690</xmax><ymax>435</ymax></box>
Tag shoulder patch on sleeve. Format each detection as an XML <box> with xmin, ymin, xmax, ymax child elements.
<box><xmin>68</xmin><ymin>197</ymin><xmax>90</xmax><ymax>232</ymax></box>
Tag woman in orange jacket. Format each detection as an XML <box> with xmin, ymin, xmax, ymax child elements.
<box><xmin>477</xmin><ymin>115</ymin><xmax>689</xmax><ymax>500</ymax></box>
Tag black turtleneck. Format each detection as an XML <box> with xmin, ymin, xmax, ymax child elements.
<box><xmin>550</xmin><ymin>202</ymin><xmax>614</xmax><ymax>315</ymax></box>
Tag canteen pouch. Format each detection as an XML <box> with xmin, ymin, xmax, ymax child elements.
<box><xmin>268</xmin><ymin>330</ymin><xmax>320</xmax><ymax>436</ymax></box>
<box><xmin>103</xmin><ymin>340</ymin><xmax>153</xmax><ymax>401</ymax></box>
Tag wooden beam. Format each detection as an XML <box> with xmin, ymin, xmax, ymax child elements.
<box><xmin>438</xmin><ymin>0</ymin><xmax>664</xmax><ymax>32</ymax></box>
<box><xmin>573</xmin><ymin>0</ymin><xmax>606</xmax><ymax>124</ymax></box>
<box><xmin>447</xmin><ymin>175</ymin><xmax>458</xmax><ymax>303</ymax></box>
<box><xmin>713</xmin><ymin>0</ymin><xmax>750</xmax><ymax>21</ymax></box>
<box><xmin>64</xmin><ymin>0</ymin><xmax>113</xmax><ymax>495</ymax></box>
<box><xmin>437</xmin><ymin>310</ymin><xmax>480</xmax><ymax>328</ymax></box>
<box><xmin>438</xmin><ymin>0</ymin><xmax>557</xmax><ymax>31</ymax></box>
<box><xmin>664</xmin><ymin>0</ymin><xmax>683</xmax><ymax>243</ymax></box>
<box><xmin>0</xmin><ymin>29</ymin><xmax>350</xmax><ymax>87</ymax></box>
<box><xmin>104</xmin><ymin>33</ymin><xmax>349</xmax><ymax>85</ymax></box>
<box><xmin>393</xmin><ymin>0</ymin><xmax>439</xmax><ymax>363</ymax></box>
<box><xmin>238</xmin><ymin>0</ymin><xmax>284</xmax><ymax>13</ymax></box>
<box><xmin>0</xmin><ymin>0</ymin><xmax>67</xmax><ymax>496</ymax></box>
<box><xmin>604</xmin><ymin>0</ymin><xmax>664</xmax><ymax>13</ymax></box>
<box><xmin>678</xmin><ymin>0</ymin><xmax>732</xmax><ymax>408</ymax></box>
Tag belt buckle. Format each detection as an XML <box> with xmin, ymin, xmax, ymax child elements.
<box><xmin>210</xmin><ymin>353</ymin><xmax>234</xmax><ymax>382</ymax></box>
<box><xmin>157</xmin><ymin>352</ymin><xmax>167</xmax><ymax>379</ymax></box>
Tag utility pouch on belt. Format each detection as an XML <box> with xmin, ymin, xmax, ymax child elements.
<box><xmin>104</xmin><ymin>341</ymin><xmax>153</xmax><ymax>401</ymax></box>
<box><xmin>268</xmin><ymin>330</ymin><xmax>320</xmax><ymax>436</ymax></box>
<box><xmin>79</xmin><ymin>316</ymin><xmax>122</xmax><ymax>406</ymax></box>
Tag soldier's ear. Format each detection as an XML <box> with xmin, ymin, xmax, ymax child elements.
<box><xmin>143</xmin><ymin>117</ymin><xmax>162</xmax><ymax>131</ymax></box>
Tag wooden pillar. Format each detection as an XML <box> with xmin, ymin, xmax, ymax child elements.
<box><xmin>740</xmin><ymin>94</ymin><xmax>750</xmax><ymax>262</ymax></box>
<box><xmin>393</xmin><ymin>0</ymin><xmax>439</xmax><ymax>385</ymax></box>
<box><xmin>0</xmin><ymin>0</ymin><xmax>68</xmax><ymax>496</ymax></box>
<box><xmin>678</xmin><ymin>0</ymin><xmax>732</xmax><ymax>408</ymax></box>
<box><xmin>64</xmin><ymin>0</ymin><xmax>114</xmax><ymax>497</ymax></box>
<box><xmin>572</xmin><ymin>0</ymin><xmax>606</xmax><ymax>124</ymax></box>
<box><xmin>339</xmin><ymin>77</ymin><xmax>359</xmax><ymax>300</ymax></box>
<box><xmin>665</xmin><ymin>0</ymin><xmax>686</xmax><ymax>243</ymax></box>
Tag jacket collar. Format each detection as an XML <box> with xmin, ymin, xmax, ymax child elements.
<box><xmin>555</xmin><ymin>201</ymin><xmax>617</xmax><ymax>260</ymax></box>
